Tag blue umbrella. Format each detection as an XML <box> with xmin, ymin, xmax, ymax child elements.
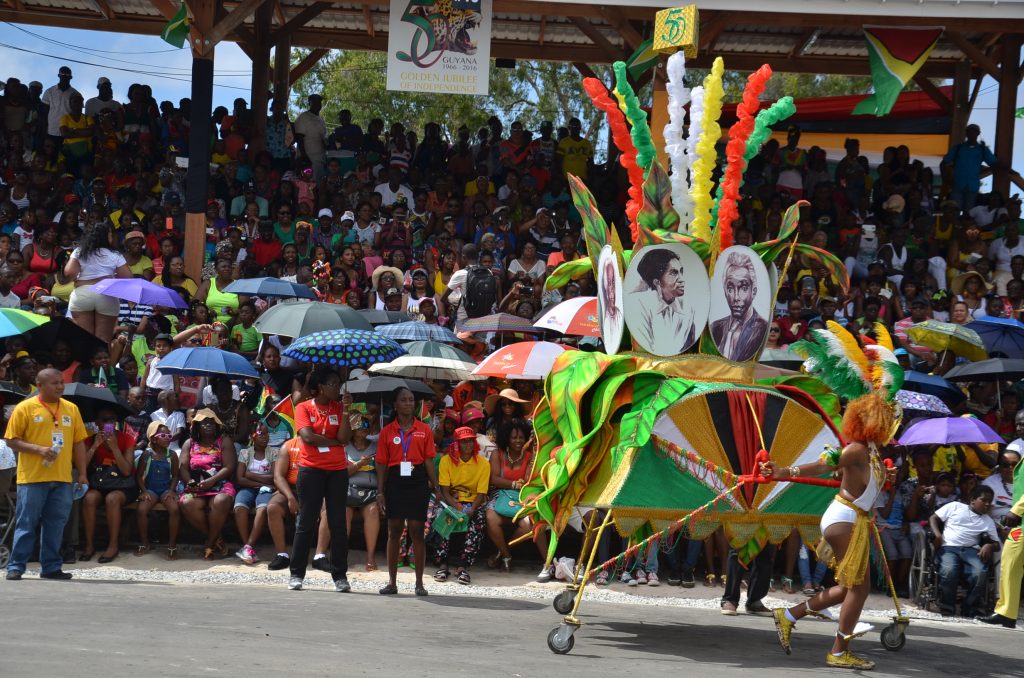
<box><xmin>223</xmin><ymin>277</ymin><xmax>317</xmax><ymax>300</ymax></box>
<box><xmin>91</xmin><ymin>278</ymin><xmax>188</xmax><ymax>309</ymax></box>
<box><xmin>965</xmin><ymin>317</ymin><xmax>1024</xmax><ymax>358</ymax></box>
<box><xmin>283</xmin><ymin>329</ymin><xmax>406</xmax><ymax>367</ymax></box>
<box><xmin>898</xmin><ymin>416</ymin><xmax>1004</xmax><ymax>446</ymax></box>
<box><xmin>156</xmin><ymin>347</ymin><xmax>258</xmax><ymax>379</ymax></box>
<box><xmin>901</xmin><ymin>370</ymin><xmax>964</xmax><ymax>404</ymax></box>
<box><xmin>376</xmin><ymin>321</ymin><xmax>461</xmax><ymax>344</ymax></box>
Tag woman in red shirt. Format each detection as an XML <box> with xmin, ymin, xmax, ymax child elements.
<box><xmin>287</xmin><ymin>368</ymin><xmax>353</xmax><ymax>592</ymax></box>
<box><xmin>376</xmin><ymin>386</ymin><xmax>438</xmax><ymax>596</ymax></box>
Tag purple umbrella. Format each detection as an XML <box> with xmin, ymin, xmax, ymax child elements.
<box><xmin>898</xmin><ymin>416</ymin><xmax>1004</xmax><ymax>446</ymax></box>
<box><xmin>92</xmin><ymin>278</ymin><xmax>188</xmax><ymax>309</ymax></box>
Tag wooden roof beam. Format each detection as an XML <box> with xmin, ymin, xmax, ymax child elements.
<box><xmin>573</xmin><ymin>62</ymin><xmax>598</xmax><ymax>80</ymax></box>
<box><xmin>271</xmin><ymin>1</ymin><xmax>332</xmax><ymax>42</ymax></box>
<box><xmin>946</xmin><ymin>31</ymin><xmax>1001</xmax><ymax>79</ymax></box>
<box><xmin>5</xmin><ymin>0</ymin><xmax>25</xmax><ymax>12</ymax></box>
<box><xmin>568</xmin><ymin>16</ymin><xmax>626</xmax><ymax>62</ymax></box>
<box><xmin>700</xmin><ymin>12</ymin><xmax>728</xmax><ymax>51</ymax></box>
<box><xmin>599</xmin><ymin>6</ymin><xmax>645</xmax><ymax>52</ymax></box>
<box><xmin>274</xmin><ymin>0</ymin><xmax>286</xmax><ymax>27</ymax></box>
<box><xmin>85</xmin><ymin>0</ymin><xmax>114</xmax><ymax>19</ymax></box>
<box><xmin>788</xmin><ymin>27</ymin><xmax>818</xmax><ymax>59</ymax></box>
<box><xmin>289</xmin><ymin>47</ymin><xmax>328</xmax><ymax>85</ymax></box>
<box><xmin>203</xmin><ymin>0</ymin><xmax>270</xmax><ymax>51</ymax></box>
<box><xmin>361</xmin><ymin>4</ymin><xmax>375</xmax><ymax>38</ymax></box>
<box><xmin>912</xmin><ymin>75</ymin><xmax>953</xmax><ymax>115</ymax></box>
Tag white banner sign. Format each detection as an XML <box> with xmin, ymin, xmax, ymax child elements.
<box><xmin>386</xmin><ymin>0</ymin><xmax>491</xmax><ymax>96</ymax></box>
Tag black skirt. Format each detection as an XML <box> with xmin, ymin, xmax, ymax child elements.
<box><xmin>384</xmin><ymin>463</ymin><xmax>430</xmax><ymax>522</ymax></box>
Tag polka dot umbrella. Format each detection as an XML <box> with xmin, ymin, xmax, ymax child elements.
<box><xmin>281</xmin><ymin>329</ymin><xmax>407</xmax><ymax>368</ymax></box>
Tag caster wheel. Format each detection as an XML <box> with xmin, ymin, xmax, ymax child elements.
<box><xmin>880</xmin><ymin>624</ymin><xmax>905</xmax><ymax>651</ymax></box>
<box><xmin>547</xmin><ymin>626</ymin><xmax>576</xmax><ymax>655</ymax></box>
<box><xmin>553</xmin><ymin>590</ymin><xmax>575</xmax><ymax>615</ymax></box>
<box><xmin>0</xmin><ymin>544</ymin><xmax>8</xmax><ymax>569</ymax></box>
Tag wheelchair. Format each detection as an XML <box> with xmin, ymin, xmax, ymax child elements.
<box><xmin>908</xmin><ymin>527</ymin><xmax>997</xmax><ymax>615</ymax></box>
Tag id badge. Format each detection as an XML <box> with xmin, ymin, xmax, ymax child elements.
<box><xmin>328</xmin><ymin>415</ymin><xmax>339</xmax><ymax>426</ymax></box>
<box><xmin>317</xmin><ymin>446</ymin><xmax>332</xmax><ymax>454</ymax></box>
<box><xmin>52</xmin><ymin>432</ymin><xmax>64</xmax><ymax>450</ymax></box>
<box><xmin>400</xmin><ymin>461</ymin><xmax>413</xmax><ymax>477</ymax></box>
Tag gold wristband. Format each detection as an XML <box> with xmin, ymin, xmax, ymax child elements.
<box><xmin>789</xmin><ymin>465</ymin><xmax>801</xmax><ymax>478</ymax></box>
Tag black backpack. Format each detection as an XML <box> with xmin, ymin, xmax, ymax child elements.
<box><xmin>462</xmin><ymin>265</ymin><xmax>497</xmax><ymax>318</ymax></box>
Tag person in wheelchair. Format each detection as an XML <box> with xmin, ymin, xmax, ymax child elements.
<box><xmin>928</xmin><ymin>485</ymin><xmax>1000</xmax><ymax>618</ymax></box>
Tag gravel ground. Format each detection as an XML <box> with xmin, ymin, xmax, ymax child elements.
<box><xmin>15</xmin><ymin>556</ymin><xmax>1014</xmax><ymax>629</ymax></box>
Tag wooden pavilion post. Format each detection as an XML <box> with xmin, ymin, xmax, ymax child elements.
<box><xmin>994</xmin><ymin>36</ymin><xmax>1021</xmax><ymax>197</ymax></box>
<box><xmin>183</xmin><ymin>0</ymin><xmax>217</xmax><ymax>283</ymax></box>
<box><xmin>249</xmin><ymin>0</ymin><xmax>274</xmax><ymax>157</ymax></box>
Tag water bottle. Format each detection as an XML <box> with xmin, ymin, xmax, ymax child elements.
<box><xmin>41</xmin><ymin>445</ymin><xmax>60</xmax><ymax>468</ymax></box>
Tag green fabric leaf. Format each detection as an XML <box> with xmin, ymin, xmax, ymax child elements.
<box><xmin>543</xmin><ymin>258</ymin><xmax>592</xmax><ymax>291</ymax></box>
<box><xmin>567</xmin><ymin>173</ymin><xmax>608</xmax><ymax>269</ymax></box>
<box><xmin>637</xmin><ymin>160</ymin><xmax>680</xmax><ymax>235</ymax></box>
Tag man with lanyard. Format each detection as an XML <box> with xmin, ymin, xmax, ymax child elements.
<box><xmin>6</xmin><ymin>368</ymin><xmax>89</xmax><ymax>580</ymax></box>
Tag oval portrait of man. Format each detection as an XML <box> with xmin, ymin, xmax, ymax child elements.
<box><xmin>709</xmin><ymin>245</ymin><xmax>772</xmax><ymax>362</ymax></box>
<box><xmin>597</xmin><ymin>245</ymin><xmax>624</xmax><ymax>354</ymax></box>
<box><xmin>623</xmin><ymin>243</ymin><xmax>709</xmax><ymax>357</ymax></box>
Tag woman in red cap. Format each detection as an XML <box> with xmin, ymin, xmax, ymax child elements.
<box><xmin>427</xmin><ymin>425</ymin><xmax>491</xmax><ymax>585</ymax></box>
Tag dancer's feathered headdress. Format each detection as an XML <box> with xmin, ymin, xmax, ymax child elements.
<box><xmin>791</xmin><ymin>321</ymin><xmax>904</xmax><ymax>402</ymax></box>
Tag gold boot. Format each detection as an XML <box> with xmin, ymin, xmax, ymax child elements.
<box><xmin>825</xmin><ymin>651</ymin><xmax>876</xmax><ymax>670</ymax></box>
<box><xmin>772</xmin><ymin>608</ymin><xmax>795</xmax><ymax>655</ymax></box>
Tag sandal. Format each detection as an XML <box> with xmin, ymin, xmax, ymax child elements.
<box><xmin>720</xmin><ymin>575</ymin><xmax>728</xmax><ymax>588</ymax></box>
<box><xmin>203</xmin><ymin>547</ymin><xmax>215</xmax><ymax>561</ymax></box>
<box><xmin>433</xmin><ymin>568</ymin><xmax>449</xmax><ymax>582</ymax></box>
<box><xmin>415</xmin><ymin>585</ymin><xmax>429</xmax><ymax>597</ymax></box>
<box><xmin>782</xmin><ymin>576</ymin><xmax>797</xmax><ymax>594</ymax></box>
<box><xmin>166</xmin><ymin>547</ymin><xmax>178</xmax><ymax>561</ymax></box>
<box><xmin>135</xmin><ymin>545</ymin><xmax>151</xmax><ymax>557</ymax></box>
<box><xmin>769</xmin><ymin>578</ymin><xmax>778</xmax><ymax>593</ymax></box>
<box><xmin>379</xmin><ymin>583</ymin><xmax>398</xmax><ymax>595</ymax></box>
<box><xmin>457</xmin><ymin>570</ymin><xmax>471</xmax><ymax>585</ymax></box>
<box><xmin>704</xmin><ymin>573</ymin><xmax>716</xmax><ymax>587</ymax></box>
<box><xmin>487</xmin><ymin>554</ymin><xmax>500</xmax><ymax>569</ymax></box>
<box><xmin>365</xmin><ymin>563</ymin><xmax>378</xmax><ymax>572</ymax></box>
<box><xmin>500</xmin><ymin>556</ymin><xmax>512</xmax><ymax>573</ymax></box>
<box><xmin>215</xmin><ymin>537</ymin><xmax>229</xmax><ymax>557</ymax></box>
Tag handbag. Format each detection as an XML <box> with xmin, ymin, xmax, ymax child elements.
<box><xmin>491</xmin><ymin>488</ymin><xmax>521</xmax><ymax>518</ymax></box>
<box><xmin>89</xmin><ymin>465</ymin><xmax>138</xmax><ymax>492</ymax></box>
<box><xmin>347</xmin><ymin>484</ymin><xmax>377</xmax><ymax>508</ymax></box>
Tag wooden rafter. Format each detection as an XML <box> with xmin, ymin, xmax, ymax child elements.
<box><xmin>599</xmin><ymin>6</ymin><xmax>645</xmax><ymax>52</ymax></box>
<box><xmin>5</xmin><ymin>0</ymin><xmax>25</xmax><ymax>12</ymax></box>
<box><xmin>204</xmin><ymin>0</ymin><xmax>270</xmax><ymax>51</ymax></box>
<box><xmin>271</xmin><ymin>1</ymin><xmax>331</xmax><ymax>42</ymax></box>
<box><xmin>289</xmin><ymin>47</ymin><xmax>328</xmax><ymax>85</ymax></box>
<box><xmin>538</xmin><ymin>15</ymin><xmax>545</xmax><ymax>46</ymax></box>
<box><xmin>573</xmin><ymin>62</ymin><xmax>598</xmax><ymax>80</ymax></box>
<box><xmin>274</xmin><ymin>0</ymin><xmax>286</xmax><ymax>27</ymax></box>
<box><xmin>947</xmin><ymin>31</ymin><xmax>1001</xmax><ymax>79</ymax></box>
<box><xmin>85</xmin><ymin>0</ymin><xmax>114</xmax><ymax>19</ymax></box>
<box><xmin>568</xmin><ymin>16</ymin><xmax>626</xmax><ymax>62</ymax></box>
<box><xmin>912</xmin><ymin>75</ymin><xmax>953</xmax><ymax>115</ymax></box>
<box><xmin>788</xmin><ymin>27</ymin><xmax>818</xmax><ymax>59</ymax></box>
<box><xmin>700</xmin><ymin>12</ymin><xmax>728</xmax><ymax>51</ymax></box>
<box><xmin>361</xmin><ymin>4</ymin><xmax>375</xmax><ymax>38</ymax></box>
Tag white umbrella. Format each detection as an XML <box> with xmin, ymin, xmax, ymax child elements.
<box><xmin>369</xmin><ymin>355</ymin><xmax>481</xmax><ymax>382</ymax></box>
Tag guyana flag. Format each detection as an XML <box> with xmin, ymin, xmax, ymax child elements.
<box><xmin>625</xmin><ymin>38</ymin><xmax>659</xmax><ymax>80</ymax></box>
<box><xmin>160</xmin><ymin>2</ymin><xmax>191</xmax><ymax>49</ymax></box>
<box><xmin>266</xmin><ymin>395</ymin><xmax>296</xmax><ymax>437</ymax></box>
<box><xmin>852</xmin><ymin>26</ymin><xmax>943</xmax><ymax>117</ymax></box>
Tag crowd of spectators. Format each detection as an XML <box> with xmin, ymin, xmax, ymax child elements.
<box><xmin>0</xmin><ymin>65</ymin><xmax>1020</xmax><ymax>614</ymax></box>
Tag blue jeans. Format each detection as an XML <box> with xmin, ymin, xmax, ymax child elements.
<box><xmin>950</xmin><ymin>186</ymin><xmax>978</xmax><ymax>211</ymax></box>
<box><xmin>8</xmin><ymin>482</ymin><xmax>74</xmax><ymax>575</ymax></box>
<box><xmin>798</xmin><ymin>542</ymin><xmax>827</xmax><ymax>585</ymax></box>
<box><xmin>938</xmin><ymin>545</ymin><xmax>987</xmax><ymax>616</ymax></box>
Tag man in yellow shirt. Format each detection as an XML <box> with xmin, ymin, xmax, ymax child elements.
<box><xmin>432</xmin><ymin>427</ymin><xmax>491</xmax><ymax>585</ymax></box>
<box><xmin>556</xmin><ymin>118</ymin><xmax>594</xmax><ymax>181</ymax></box>
<box><xmin>5</xmin><ymin>368</ymin><xmax>89</xmax><ymax>581</ymax></box>
<box><xmin>978</xmin><ymin>455</ymin><xmax>1023</xmax><ymax>628</ymax></box>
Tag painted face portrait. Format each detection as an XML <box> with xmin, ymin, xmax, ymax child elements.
<box><xmin>709</xmin><ymin>246</ymin><xmax>772</xmax><ymax>363</ymax></box>
<box><xmin>624</xmin><ymin>244</ymin><xmax>708</xmax><ymax>357</ymax></box>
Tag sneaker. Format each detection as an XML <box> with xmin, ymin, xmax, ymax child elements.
<box><xmin>334</xmin><ymin>577</ymin><xmax>351</xmax><ymax>593</ymax></box>
<box><xmin>646</xmin><ymin>572</ymin><xmax>660</xmax><ymax>587</ymax></box>
<box><xmin>621</xmin><ymin>571</ymin><xmax>637</xmax><ymax>586</ymax></box>
<box><xmin>244</xmin><ymin>545</ymin><xmax>259</xmax><ymax>564</ymax></box>
<box><xmin>635</xmin><ymin>569</ymin><xmax>648</xmax><ymax>585</ymax></box>
<box><xmin>666</xmin><ymin>571</ymin><xmax>682</xmax><ymax>586</ymax></box>
<box><xmin>680</xmin><ymin>567</ymin><xmax>696</xmax><ymax>588</ymax></box>
<box><xmin>311</xmin><ymin>556</ymin><xmax>331</xmax><ymax>572</ymax></box>
<box><xmin>595</xmin><ymin>571</ymin><xmax>610</xmax><ymax>586</ymax></box>
<box><xmin>267</xmin><ymin>554</ymin><xmax>290</xmax><ymax>571</ymax></box>
<box><xmin>235</xmin><ymin>545</ymin><xmax>255</xmax><ymax>565</ymax></box>
<box><xmin>536</xmin><ymin>566</ymin><xmax>553</xmax><ymax>583</ymax></box>
<box><xmin>772</xmin><ymin>608</ymin><xmax>794</xmax><ymax>654</ymax></box>
<box><xmin>824</xmin><ymin>651</ymin><xmax>875</xmax><ymax>670</ymax></box>
<box><xmin>720</xmin><ymin>601</ymin><xmax>738</xmax><ymax>616</ymax></box>
<box><xmin>5</xmin><ymin>570</ymin><xmax>22</xmax><ymax>581</ymax></box>
<box><xmin>39</xmin><ymin>570</ymin><xmax>73</xmax><ymax>580</ymax></box>
<box><xmin>746</xmin><ymin>600</ymin><xmax>770</xmax><ymax>615</ymax></box>
<box><xmin>288</xmin><ymin>576</ymin><xmax>303</xmax><ymax>590</ymax></box>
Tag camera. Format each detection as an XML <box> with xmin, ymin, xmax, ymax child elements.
<box><xmin>520</xmin><ymin>285</ymin><xmax>534</xmax><ymax>296</ymax></box>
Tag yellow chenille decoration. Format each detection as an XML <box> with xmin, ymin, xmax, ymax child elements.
<box><xmin>653</xmin><ymin>5</ymin><xmax>699</xmax><ymax>58</ymax></box>
<box><xmin>689</xmin><ymin>57</ymin><xmax>724</xmax><ymax>242</ymax></box>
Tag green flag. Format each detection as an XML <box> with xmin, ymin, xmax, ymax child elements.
<box><xmin>625</xmin><ymin>38</ymin><xmax>658</xmax><ymax>80</ymax></box>
<box><xmin>851</xmin><ymin>26</ymin><xmax>942</xmax><ymax>117</ymax></box>
<box><xmin>160</xmin><ymin>3</ymin><xmax>191</xmax><ymax>49</ymax></box>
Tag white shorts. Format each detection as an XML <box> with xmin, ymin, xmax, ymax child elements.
<box><xmin>68</xmin><ymin>284</ymin><xmax>119</xmax><ymax>315</ymax></box>
<box><xmin>821</xmin><ymin>499</ymin><xmax>858</xmax><ymax>532</ymax></box>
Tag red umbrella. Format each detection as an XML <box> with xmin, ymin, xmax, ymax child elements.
<box><xmin>533</xmin><ymin>297</ymin><xmax>600</xmax><ymax>337</ymax></box>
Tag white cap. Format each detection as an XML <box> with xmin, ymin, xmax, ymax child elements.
<box><xmin>317</xmin><ymin>208</ymin><xmax>333</xmax><ymax>218</ymax></box>
<box><xmin>97</xmin><ymin>77</ymin><xmax>111</xmax><ymax>87</ymax></box>
<box><xmin>1008</xmin><ymin>439</ymin><xmax>1024</xmax><ymax>454</ymax></box>
<box><xmin>340</xmin><ymin>210</ymin><xmax>355</xmax><ymax>223</ymax></box>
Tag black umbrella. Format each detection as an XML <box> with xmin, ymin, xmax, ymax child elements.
<box><xmin>61</xmin><ymin>382</ymin><xmax>132</xmax><ymax>422</ymax></box>
<box><xmin>0</xmin><ymin>381</ymin><xmax>29</xmax><ymax>406</ymax></box>
<box><xmin>900</xmin><ymin>371</ymin><xmax>964</xmax><ymax>404</ymax></box>
<box><xmin>357</xmin><ymin>309</ymin><xmax>408</xmax><ymax>326</ymax></box>
<box><xmin>944</xmin><ymin>358</ymin><xmax>1024</xmax><ymax>383</ymax></box>
<box><xmin>344</xmin><ymin>376</ymin><xmax>434</xmax><ymax>402</ymax></box>
<box><xmin>26</xmin><ymin>317</ymin><xmax>107</xmax><ymax>365</ymax></box>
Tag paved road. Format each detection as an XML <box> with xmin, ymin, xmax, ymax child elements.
<box><xmin>2</xmin><ymin>578</ymin><xmax>1021</xmax><ymax>677</ymax></box>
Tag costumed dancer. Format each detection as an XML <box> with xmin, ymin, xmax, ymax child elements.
<box><xmin>761</xmin><ymin>321</ymin><xmax>902</xmax><ymax>671</ymax></box>
<box><xmin>977</xmin><ymin>454</ymin><xmax>1023</xmax><ymax>628</ymax></box>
